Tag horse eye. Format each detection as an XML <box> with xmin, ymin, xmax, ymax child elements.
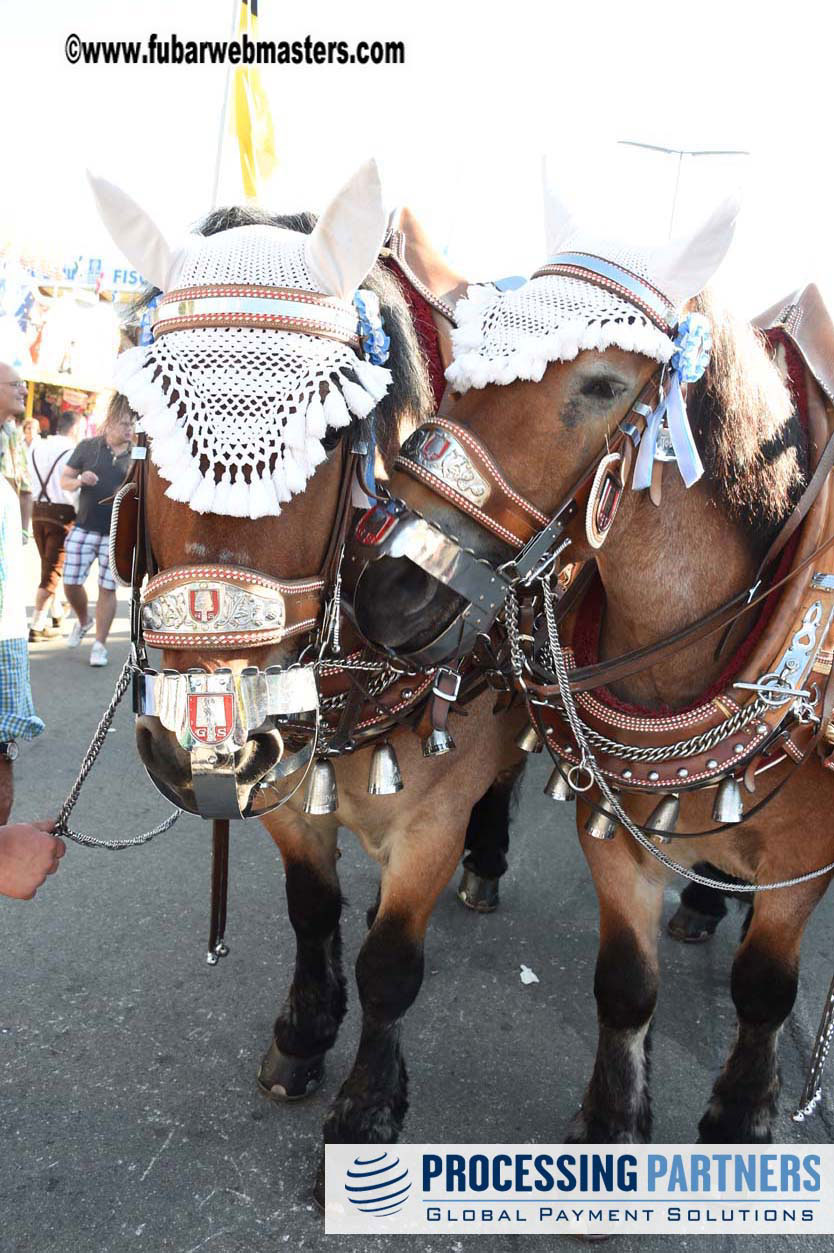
<box><xmin>320</xmin><ymin>427</ymin><xmax>345</xmax><ymax>453</ymax></box>
<box><xmin>580</xmin><ymin>378</ymin><xmax>619</xmax><ymax>401</ymax></box>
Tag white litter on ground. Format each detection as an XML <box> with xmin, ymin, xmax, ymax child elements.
<box><xmin>519</xmin><ymin>965</ymin><xmax>539</xmax><ymax>985</ymax></box>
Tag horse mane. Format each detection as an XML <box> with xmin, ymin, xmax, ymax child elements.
<box><xmin>687</xmin><ymin>288</ymin><xmax>808</xmax><ymax>551</ymax></box>
<box><xmin>140</xmin><ymin>205</ymin><xmax>434</xmax><ymax>469</ymax></box>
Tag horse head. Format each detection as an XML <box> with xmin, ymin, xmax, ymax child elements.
<box><xmin>91</xmin><ymin>162</ymin><xmax>430</xmax><ymax>817</ymax></box>
<box><xmin>350</xmin><ymin>182</ymin><xmax>741</xmax><ymax>663</ymax></box>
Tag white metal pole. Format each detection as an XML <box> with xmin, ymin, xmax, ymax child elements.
<box><xmin>210</xmin><ymin>0</ymin><xmax>240</xmax><ymax>208</ymax></box>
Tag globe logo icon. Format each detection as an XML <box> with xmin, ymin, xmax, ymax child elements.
<box><xmin>344</xmin><ymin>1150</ymin><xmax>412</xmax><ymax>1216</ymax></box>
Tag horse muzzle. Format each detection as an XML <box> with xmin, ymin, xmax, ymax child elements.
<box><xmin>343</xmin><ymin>499</ymin><xmax>511</xmax><ymax>667</ymax></box>
<box><xmin>134</xmin><ymin>664</ymin><xmax>319</xmax><ymax>818</ymax></box>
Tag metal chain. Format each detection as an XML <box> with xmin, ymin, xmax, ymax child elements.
<box><xmin>792</xmin><ymin>971</ymin><xmax>834</xmax><ymax>1121</ymax></box>
<box><xmin>55</xmin><ymin>656</ymin><xmax>181</xmax><ymax>850</ymax></box>
<box><xmin>318</xmin><ymin>666</ymin><xmax>403</xmax><ymax>714</ymax></box>
<box><xmin>535</xmin><ymin>636</ymin><xmax>767</xmax><ymax>760</ymax></box>
<box><xmin>505</xmin><ymin>587</ymin><xmax>526</xmax><ymax>682</ymax></box>
<box><xmin>549</xmin><ymin>692</ymin><xmax>767</xmax><ymax>763</ymax></box>
<box><xmin>540</xmin><ymin>578</ymin><xmax>834</xmax><ymax>894</ymax></box>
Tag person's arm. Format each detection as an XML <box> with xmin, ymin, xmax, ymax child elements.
<box><xmin>0</xmin><ymin>820</ymin><xmax>65</xmax><ymax>899</ymax></box>
<box><xmin>19</xmin><ymin>490</ymin><xmax>32</xmax><ymax>532</ymax></box>
<box><xmin>60</xmin><ymin>466</ymin><xmax>98</xmax><ymax>490</ymax></box>
<box><xmin>61</xmin><ymin>441</ymin><xmax>98</xmax><ymax>491</ymax></box>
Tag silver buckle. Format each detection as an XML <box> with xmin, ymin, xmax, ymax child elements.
<box><xmin>432</xmin><ymin>668</ymin><xmax>462</xmax><ymax>702</ymax></box>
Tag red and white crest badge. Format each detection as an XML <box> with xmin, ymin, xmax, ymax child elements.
<box><xmin>189</xmin><ymin>586</ymin><xmax>221</xmax><ymax>623</ymax></box>
<box><xmin>419</xmin><ymin>432</ymin><xmax>451</xmax><ymax>462</ymax></box>
<box><xmin>187</xmin><ymin>692</ymin><xmax>234</xmax><ymax>745</ymax></box>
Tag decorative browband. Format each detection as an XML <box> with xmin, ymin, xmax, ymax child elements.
<box><xmin>152</xmin><ymin>284</ymin><xmax>361</xmax><ymax>345</ymax></box>
<box><xmin>140</xmin><ymin>564</ymin><xmax>325</xmax><ymax>649</ymax></box>
<box><xmin>531</xmin><ymin>252</ymin><xmax>676</xmax><ymax>333</ymax></box>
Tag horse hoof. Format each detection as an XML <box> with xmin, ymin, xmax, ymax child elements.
<box><xmin>457</xmin><ymin>868</ymin><xmax>500</xmax><ymax>912</ymax></box>
<box><xmin>667</xmin><ymin>903</ymin><xmax>722</xmax><ymax>944</ymax></box>
<box><xmin>256</xmin><ymin>1039</ymin><xmax>325</xmax><ymax>1102</ymax></box>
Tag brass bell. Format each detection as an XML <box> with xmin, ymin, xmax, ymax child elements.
<box><xmin>303</xmin><ymin>758</ymin><xmax>338</xmax><ymax>815</ymax></box>
<box><xmin>515</xmin><ymin>723</ymin><xmax>543</xmax><ymax>753</ymax></box>
<box><xmin>544</xmin><ymin>760</ymin><xmax>575</xmax><ymax>802</ymax></box>
<box><xmin>584</xmin><ymin>790</ymin><xmax>620</xmax><ymax>841</ymax></box>
<box><xmin>712</xmin><ymin>776</ymin><xmax>743</xmax><ymax>824</ymax></box>
<box><xmin>367</xmin><ymin>741</ymin><xmax>404</xmax><ymax>795</ymax></box>
<box><xmin>422</xmin><ymin>727</ymin><xmax>456</xmax><ymax>757</ymax></box>
<box><xmin>645</xmin><ymin>792</ymin><xmax>679</xmax><ymax>844</ymax></box>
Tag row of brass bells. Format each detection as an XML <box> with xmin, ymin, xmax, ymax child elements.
<box><xmin>303</xmin><ymin>742</ymin><xmax>407</xmax><ymax>814</ymax></box>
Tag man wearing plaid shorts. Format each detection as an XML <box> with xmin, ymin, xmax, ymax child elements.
<box><xmin>60</xmin><ymin>397</ymin><xmax>133</xmax><ymax>667</ymax></box>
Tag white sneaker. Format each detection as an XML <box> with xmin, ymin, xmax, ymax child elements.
<box><xmin>89</xmin><ymin>641</ymin><xmax>109</xmax><ymax>667</ymax></box>
<box><xmin>67</xmin><ymin>618</ymin><xmax>93</xmax><ymax>648</ymax></box>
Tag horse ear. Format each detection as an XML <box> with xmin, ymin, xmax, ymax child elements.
<box><xmin>87</xmin><ymin>172</ymin><xmax>181</xmax><ymax>292</ymax></box>
<box><xmin>305</xmin><ymin>159</ymin><xmax>387</xmax><ymax>299</ymax></box>
<box><xmin>650</xmin><ymin>195</ymin><xmax>741</xmax><ymax>309</ymax></box>
<box><xmin>541</xmin><ymin>158</ymin><xmax>578</xmax><ymax>257</ymax></box>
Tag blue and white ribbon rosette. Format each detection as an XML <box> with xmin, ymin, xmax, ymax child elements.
<box><xmin>354</xmin><ymin>290</ymin><xmax>390</xmax><ymax>366</ymax></box>
<box><xmin>632</xmin><ymin>313</ymin><xmax>713</xmax><ymax>491</ymax></box>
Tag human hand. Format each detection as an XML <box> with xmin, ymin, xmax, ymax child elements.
<box><xmin>79</xmin><ymin>471</ymin><xmax>99</xmax><ymax>486</ymax></box>
<box><xmin>0</xmin><ymin>819</ymin><xmax>66</xmax><ymax>899</ymax></box>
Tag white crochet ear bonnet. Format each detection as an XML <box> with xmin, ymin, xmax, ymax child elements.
<box><xmin>89</xmin><ymin>162</ymin><xmax>391</xmax><ymax>519</ymax></box>
<box><xmin>446</xmin><ymin>189</ymin><xmax>739</xmax><ymax>395</ymax></box>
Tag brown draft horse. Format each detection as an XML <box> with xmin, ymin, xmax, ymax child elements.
<box><xmin>357</xmin><ymin>236</ymin><xmax>834</xmax><ymax>1142</ymax></box>
<box><xmin>95</xmin><ymin>168</ymin><xmax>526</xmax><ymax>1199</ymax></box>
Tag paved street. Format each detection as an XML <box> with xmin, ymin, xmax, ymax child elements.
<box><xmin>3</xmin><ymin>554</ymin><xmax>834</xmax><ymax>1253</ymax></box>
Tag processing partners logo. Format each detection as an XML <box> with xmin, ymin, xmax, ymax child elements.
<box><xmin>326</xmin><ymin>1144</ymin><xmax>834</xmax><ymax>1235</ymax></box>
<box><xmin>344</xmin><ymin>1150</ymin><xmax>412</xmax><ymax>1216</ymax></box>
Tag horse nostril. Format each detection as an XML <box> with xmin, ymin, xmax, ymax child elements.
<box><xmin>234</xmin><ymin>732</ymin><xmax>284</xmax><ymax>785</ymax></box>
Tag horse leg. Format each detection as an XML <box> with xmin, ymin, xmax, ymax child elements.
<box><xmin>667</xmin><ymin>862</ymin><xmax>751</xmax><ymax>943</ymax></box>
<box><xmin>316</xmin><ymin>827</ymin><xmax>463</xmax><ymax>1203</ymax></box>
<box><xmin>567</xmin><ymin>827</ymin><xmax>664</xmax><ymax>1143</ymax></box>
<box><xmin>257</xmin><ymin>815</ymin><xmax>346</xmax><ymax>1103</ymax></box>
<box><xmin>697</xmin><ymin>880</ymin><xmax>826</xmax><ymax>1142</ymax></box>
<box><xmin>457</xmin><ymin>765</ymin><xmax>522</xmax><ymax>912</ymax></box>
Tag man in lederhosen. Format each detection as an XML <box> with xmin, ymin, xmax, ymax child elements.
<box><xmin>28</xmin><ymin>411</ymin><xmax>81</xmax><ymax>640</ymax></box>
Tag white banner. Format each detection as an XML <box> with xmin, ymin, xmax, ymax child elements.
<box><xmin>325</xmin><ymin>1144</ymin><xmax>834</xmax><ymax>1235</ymax></box>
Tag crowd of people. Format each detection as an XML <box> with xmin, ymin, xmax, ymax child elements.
<box><xmin>0</xmin><ymin>357</ymin><xmax>135</xmax><ymax>901</ymax></box>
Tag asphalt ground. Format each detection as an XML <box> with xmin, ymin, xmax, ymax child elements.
<box><xmin>3</xmin><ymin>549</ymin><xmax>834</xmax><ymax>1253</ymax></box>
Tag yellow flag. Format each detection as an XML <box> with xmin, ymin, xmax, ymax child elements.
<box><xmin>231</xmin><ymin>0</ymin><xmax>277</xmax><ymax>200</ymax></box>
